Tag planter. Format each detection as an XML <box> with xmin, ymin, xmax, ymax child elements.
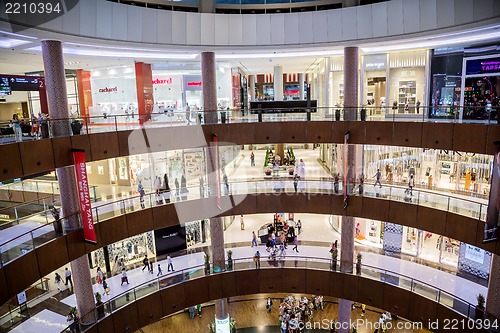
<box><xmin>265</xmin><ymin>171</ymin><xmax>272</xmax><ymax>176</ymax></box>
<box><xmin>227</xmin><ymin>259</ymin><xmax>233</xmax><ymax>271</ymax></box>
<box><xmin>96</xmin><ymin>302</ymin><xmax>105</xmax><ymax>318</ymax></box>
<box><xmin>475</xmin><ymin>305</ymin><xmax>485</xmax><ymax>320</ymax></box>
<box><xmin>331</xmin><ymin>260</ymin><xmax>337</xmax><ymax>272</ymax></box>
<box><xmin>288</xmin><ymin>170</ymin><xmax>294</xmax><ymax>175</ymax></box>
<box><xmin>40</xmin><ymin>123</ymin><xmax>49</xmax><ymax>138</ymax></box>
<box><xmin>71</xmin><ymin>122</ymin><xmax>82</xmax><ymax>135</ymax></box>
<box><xmin>360</xmin><ymin>108</ymin><xmax>366</xmax><ymax>121</ymax></box>
<box><xmin>53</xmin><ymin>219</ymin><xmax>63</xmax><ymax>236</ymax></box>
<box><xmin>204</xmin><ymin>263</ymin><xmax>211</xmax><ymax>275</ymax></box>
<box><xmin>356</xmin><ymin>263</ymin><xmax>361</xmax><ymax>275</ymax></box>
<box><xmin>220</xmin><ymin>112</ymin><xmax>227</xmax><ymax>124</ymax></box>
<box><xmin>335</xmin><ymin>109</ymin><xmax>341</xmax><ymax>121</ymax></box>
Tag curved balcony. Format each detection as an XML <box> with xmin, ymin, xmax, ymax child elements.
<box><xmin>0</xmin><ymin>109</ymin><xmax>499</xmax><ymax>183</ymax></box>
<box><xmin>0</xmin><ymin>179</ymin><xmax>496</xmax><ymax>307</ymax></box>
<box><xmin>58</xmin><ymin>257</ymin><xmax>481</xmax><ymax>333</ymax></box>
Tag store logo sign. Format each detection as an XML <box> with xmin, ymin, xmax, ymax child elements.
<box><xmin>187</xmin><ymin>81</ymin><xmax>202</xmax><ymax>87</ymax></box>
<box><xmin>152</xmin><ymin>78</ymin><xmax>173</xmax><ymax>85</ymax></box>
<box><xmin>481</xmin><ymin>61</ymin><xmax>500</xmax><ymax>71</ymax></box>
<box><xmin>98</xmin><ymin>86</ymin><xmax>118</xmax><ymax>93</ymax></box>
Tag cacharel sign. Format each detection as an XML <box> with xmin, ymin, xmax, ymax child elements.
<box><xmin>152</xmin><ymin>77</ymin><xmax>173</xmax><ymax>85</ymax></box>
<box><xmin>98</xmin><ymin>86</ymin><xmax>118</xmax><ymax>93</ymax></box>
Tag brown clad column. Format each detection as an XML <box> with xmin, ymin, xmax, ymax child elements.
<box><xmin>201</xmin><ymin>51</ymin><xmax>230</xmax><ymax>328</ymax></box>
<box><xmin>41</xmin><ymin>40</ymin><xmax>96</xmax><ymax>324</ymax></box>
<box><xmin>338</xmin><ymin>46</ymin><xmax>359</xmax><ymax>333</ymax></box>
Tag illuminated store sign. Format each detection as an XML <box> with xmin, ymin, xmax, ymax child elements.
<box><xmin>187</xmin><ymin>81</ymin><xmax>202</xmax><ymax>87</ymax></box>
<box><xmin>98</xmin><ymin>86</ymin><xmax>118</xmax><ymax>93</ymax></box>
<box><xmin>152</xmin><ymin>77</ymin><xmax>173</xmax><ymax>85</ymax></box>
<box><xmin>466</xmin><ymin>56</ymin><xmax>500</xmax><ymax>75</ymax></box>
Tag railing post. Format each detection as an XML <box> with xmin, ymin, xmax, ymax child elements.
<box><xmin>114</xmin><ymin>115</ymin><xmax>118</xmax><ymax>132</ymax></box>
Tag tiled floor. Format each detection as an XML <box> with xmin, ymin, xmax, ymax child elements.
<box><xmin>9</xmin><ymin>309</ymin><xmax>68</xmax><ymax>333</ymax></box>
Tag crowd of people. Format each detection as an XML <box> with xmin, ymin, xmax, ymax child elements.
<box><xmin>276</xmin><ymin>295</ymin><xmax>324</xmax><ymax>332</ymax></box>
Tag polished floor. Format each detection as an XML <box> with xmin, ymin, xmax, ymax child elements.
<box><xmin>139</xmin><ymin>295</ymin><xmax>429</xmax><ymax>333</ymax></box>
<box><xmin>9</xmin><ymin>309</ymin><xmax>68</xmax><ymax>333</ymax></box>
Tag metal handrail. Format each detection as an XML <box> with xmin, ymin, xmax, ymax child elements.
<box><xmin>0</xmin><ymin>178</ymin><xmax>487</xmax><ymax>268</ymax></box>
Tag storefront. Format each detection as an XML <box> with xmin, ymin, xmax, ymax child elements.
<box><xmin>361</xmin><ymin>54</ymin><xmax>387</xmax><ymax>114</ymax></box>
<box><xmin>460</xmin><ymin>55</ymin><xmax>500</xmax><ymax>121</ymax></box>
<box><xmin>363</xmin><ymin>145</ymin><xmax>493</xmax><ymax>196</ymax></box>
<box><xmin>91</xmin><ymin>232</ymin><xmax>155</xmax><ymax>272</ymax></box>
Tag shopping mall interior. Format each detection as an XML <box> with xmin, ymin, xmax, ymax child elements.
<box><xmin>0</xmin><ymin>0</ymin><xmax>500</xmax><ymax>332</ymax></box>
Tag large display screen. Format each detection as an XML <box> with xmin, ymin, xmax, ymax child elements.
<box><xmin>154</xmin><ymin>225</ymin><xmax>187</xmax><ymax>256</ymax></box>
<box><xmin>0</xmin><ymin>77</ymin><xmax>11</xmax><ymax>95</ymax></box>
<box><xmin>485</xmin><ymin>141</ymin><xmax>500</xmax><ymax>243</ymax></box>
<box><xmin>466</xmin><ymin>57</ymin><xmax>500</xmax><ymax>75</ymax></box>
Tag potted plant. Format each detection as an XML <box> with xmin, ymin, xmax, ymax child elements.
<box><xmin>331</xmin><ymin>248</ymin><xmax>338</xmax><ymax>271</ymax></box>
<box><xmin>475</xmin><ymin>294</ymin><xmax>485</xmax><ymax>320</ymax></box>
<box><xmin>71</xmin><ymin>119</ymin><xmax>83</xmax><ymax>135</ymax></box>
<box><xmin>264</xmin><ymin>167</ymin><xmax>272</xmax><ymax>176</ymax></box>
<box><xmin>95</xmin><ymin>292</ymin><xmax>105</xmax><ymax>317</ymax></box>
<box><xmin>287</xmin><ymin>167</ymin><xmax>294</xmax><ymax>175</ymax></box>
<box><xmin>356</xmin><ymin>253</ymin><xmax>362</xmax><ymax>275</ymax></box>
<box><xmin>227</xmin><ymin>250</ymin><xmax>233</xmax><ymax>271</ymax></box>
<box><xmin>204</xmin><ymin>253</ymin><xmax>211</xmax><ymax>275</ymax></box>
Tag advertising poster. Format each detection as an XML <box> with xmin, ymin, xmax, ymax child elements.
<box><xmin>485</xmin><ymin>141</ymin><xmax>500</xmax><ymax>243</ymax></box>
<box><xmin>73</xmin><ymin>150</ymin><xmax>97</xmax><ymax>244</ymax></box>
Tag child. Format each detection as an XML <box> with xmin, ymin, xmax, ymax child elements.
<box><xmin>157</xmin><ymin>264</ymin><xmax>163</xmax><ymax>276</ymax></box>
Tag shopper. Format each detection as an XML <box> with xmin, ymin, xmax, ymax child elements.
<box><xmin>175</xmin><ymin>178</ymin><xmax>180</xmax><ymax>200</ymax></box>
<box><xmin>293</xmin><ymin>174</ymin><xmax>299</xmax><ymax>193</ymax></box>
<box><xmin>96</xmin><ymin>267</ymin><xmax>104</xmax><ymax>284</ymax></box>
<box><xmin>142</xmin><ymin>256</ymin><xmax>149</xmax><ymax>272</ymax></box>
<box><xmin>121</xmin><ymin>268</ymin><xmax>129</xmax><ymax>285</ymax></box>
<box><xmin>250</xmin><ymin>152</ymin><xmax>255</xmax><ymax>167</ymax></box>
<box><xmin>138</xmin><ymin>181</ymin><xmax>145</xmax><ymax>209</ymax></box>
<box><xmin>55</xmin><ymin>272</ymin><xmax>62</xmax><ymax>291</ymax></box>
<box><xmin>149</xmin><ymin>261</ymin><xmax>154</xmax><ymax>274</ymax></box>
<box><xmin>167</xmin><ymin>254</ymin><xmax>174</xmax><ymax>272</ymax></box>
<box><xmin>296</xmin><ymin>220</ymin><xmax>302</xmax><ymax>235</ymax></box>
<box><xmin>240</xmin><ymin>215</ymin><xmax>245</xmax><ymax>230</ymax></box>
<box><xmin>157</xmin><ymin>263</ymin><xmax>163</xmax><ymax>276</ymax></box>
<box><xmin>266</xmin><ymin>297</ymin><xmax>273</xmax><ymax>313</ymax></box>
<box><xmin>64</xmin><ymin>267</ymin><xmax>72</xmax><ymax>288</ymax></box>
<box><xmin>334</xmin><ymin>173</ymin><xmax>340</xmax><ymax>194</ymax></box>
<box><xmin>373</xmin><ymin>169</ymin><xmax>382</xmax><ymax>188</ymax></box>
<box><xmin>185</xmin><ymin>102</ymin><xmax>191</xmax><ymax>124</ymax></box>
<box><xmin>361</xmin><ymin>303</ymin><xmax>366</xmax><ymax>316</ymax></box>
<box><xmin>252</xmin><ymin>231</ymin><xmax>258</xmax><ymax>247</ymax></box>
<box><xmin>103</xmin><ymin>277</ymin><xmax>109</xmax><ymax>295</ymax></box>
<box><xmin>292</xmin><ymin>235</ymin><xmax>299</xmax><ymax>253</ymax></box>
<box><xmin>254</xmin><ymin>251</ymin><xmax>261</xmax><ymax>269</ymax></box>
<box><xmin>408</xmin><ymin>174</ymin><xmax>414</xmax><ymax>196</ymax></box>
<box><xmin>297</xmin><ymin>159</ymin><xmax>306</xmax><ymax>178</ymax></box>
<box><xmin>154</xmin><ymin>176</ymin><xmax>161</xmax><ymax>195</ymax></box>
<box><xmin>9</xmin><ymin>114</ymin><xmax>22</xmax><ymax>142</ymax></box>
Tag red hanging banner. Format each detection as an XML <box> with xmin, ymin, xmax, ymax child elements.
<box><xmin>73</xmin><ymin>150</ymin><xmax>97</xmax><ymax>244</ymax></box>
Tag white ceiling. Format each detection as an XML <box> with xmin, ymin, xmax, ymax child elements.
<box><xmin>0</xmin><ymin>20</ymin><xmax>499</xmax><ymax>75</ymax></box>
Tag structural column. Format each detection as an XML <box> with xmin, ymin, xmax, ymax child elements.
<box><xmin>41</xmin><ymin>40</ymin><xmax>96</xmax><ymax>324</ymax></box>
<box><xmin>273</xmin><ymin>65</ymin><xmax>283</xmax><ymax>101</ymax></box>
<box><xmin>338</xmin><ymin>46</ymin><xmax>359</xmax><ymax>333</ymax></box>
<box><xmin>249</xmin><ymin>75</ymin><xmax>256</xmax><ymax>102</ymax></box>
<box><xmin>299</xmin><ymin>73</ymin><xmax>305</xmax><ymax>100</ymax></box>
<box><xmin>201</xmin><ymin>51</ymin><xmax>230</xmax><ymax>329</ymax></box>
<box><xmin>486</xmin><ymin>254</ymin><xmax>500</xmax><ymax>320</ymax></box>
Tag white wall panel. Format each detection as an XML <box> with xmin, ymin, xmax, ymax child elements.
<box><xmin>270</xmin><ymin>14</ymin><xmax>285</xmax><ymax>45</ymax></box>
<box><xmin>371</xmin><ymin>2</ymin><xmax>387</xmax><ymax>38</ymax></box>
<box><xmin>63</xmin><ymin>1</ymin><xmax>80</xmax><ymax>35</ymax></box>
<box><xmin>284</xmin><ymin>13</ymin><xmax>299</xmax><ymax>45</ymax></box>
<box><xmin>228</xmin><ymin>15</ymin><xmax>243</xmax><ymax>45</ymax></box>
<box><xmin>387</xmin><ymin>0</ymin><xmax>404</xmax><ymax>36</ymax></box>
<box><xmin>142</xmin><ymin>8</ymin><xmax>158</xmax><ymax>44</ymax></box>
<box><xmin>474</xmin><ymin>0</ymin><xmax>493</xmax><ymax>21</ymax></box>
<box><xmin>42</xmin><ymin>9</ymin><xmax>63</xmax><ymax>32</ymax></box>
<box><xmin>341</xmin><ymin>7</ymin><xmax>357</xmax><ymax>41</ymax></box>
<box><xmin>242</xmin><ymin>15</ymin><xmax>257</xmax><ymax>45</ymax></box>
<box><xmin>127</xmin><ymin>6</ymin><xmax>142</xmax><ymax>42</ymax></box>
<box><xmin>201</xmin><ymin>14</ymin><xmax>215</xmax><ymax>45</ymax></box>
<box><xmin>171</xmin><ymin>12</ymin><xmax>187</xmax><ymax>45</ymax></box>
<box><xmin>313</xmin><ymin>11</ymin><xmax>328</xmax><ymax>43</ymax></box>
<box><xmin>454</xmin><ymin>0</ymin><xmax>473</xmax><ymax>25</ymax></box>
<box><xmin>436</xmin><ymin>0</ymin><xmax>455</xmax><ymax>28</ymax></box>
<box><xmin>356</xmin><ymin>5</ymin><xmax>372</xmax><ymax>39</ymax></box>
<box><xmin>157</xmin><ymin>10</ymin><xmax>172</xmax><ymax>44</ymax></box>
<box><xmin>96</xmin><ymin>0</ymin><xmax>112</xmax><ymax>39</ymax></box>
<box><xmin>327</xmin><ymin>9</ymin><xmax>342</xmax><ymax>42</ymax></box>
<box><xmin>186</xmin><ymin>13</ymin><xmax>201</xmax><ymax>45</ymax></box>
<box><xmin>402</xmin><ymin>0</ymin><xmax>420</xmax><ymax>33</ymax></box>
<box><xmin>112</xmin><ymin>3</ymin><xmax>128</xmax><ymax>41</ymax></box>
<box><xmin>419</xmin><ymin>0</ymin><xmax>437</xmax><ymax>31</ymax></box>
<box><xmin>298</xmin><ymin>12</ymin><xmax>314</xmax><ymax>44</ymax></box>
<box><xmin>214</xmin><ymin>14</ymin><xmax>229</xmax><ymax>45</ymax></box>
<box><xmin>256</xmin><ymin>15</ymin><xmax>271</xmax><ymax>45</ymax></box>
<box><xmin>80</xmin><ymin>0</ymin><xmax>97</xmax><ymax>37</ymax></box>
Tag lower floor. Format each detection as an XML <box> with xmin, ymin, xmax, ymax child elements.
<box><xmin>140</xmin><ymin>294</ymin><xmax>429</xmax><ymax>333</ymax></box>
